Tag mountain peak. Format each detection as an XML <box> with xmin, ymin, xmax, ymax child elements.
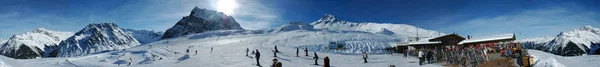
<box><xmin>32</xmin><ymin>27</ymin><xmax>48</xmax><ymax>33</ymax></box>
<box><xmin>312</xmin><ymin>14</ymin><xmax>343</xmax><ymax>25</ymax></box>
<box><xmin>162</xmin><ymin>7</ymin><xmax>243</xmax><ymax>39</ymax></box>
<box><xmin>580</xmin><ymin>25</ymin><xmax>595</xmax><ymax>30</ymax></box>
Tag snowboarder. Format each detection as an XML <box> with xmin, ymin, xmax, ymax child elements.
<box><xmin>304</xmin><ymin>48</ymin><xmax>309</xmax><ymax>56</ymax></box>
<box><xmin>296</xmin><ymin>47</ymin><xmax>299</xmax><ymax>57</ymax></box>
<box><xmin>246</xmin><ymin>48</ymin><xmax>250</xmax><ymax>56</ymax></box>
<box><xmin>274</xmin><ymin>45</ymin><xmax>279</xmax><ymax>53</ymax></box>
<box><xmin>211</xmin><ymin>47</ymin><xmax>214</xmax><ymax>53</ymax></box>
<box><xmin>314</xmin><ymin>52</ymin><xmax>319</xmax><ymax>65</ymax></box>
<box><xmin>362</xmin><ymin>52</ymin><xmax>368</xmax><ymax>63</ymax></box>
<box><xmin>255</xmin><ymin>49</ymin><xmax>261</xmax><ymax>66</ymax></box>
<box><xmin>324</xmin><ymin>56</ymin><xmax>330</xmax><ymax>67</ymax></box>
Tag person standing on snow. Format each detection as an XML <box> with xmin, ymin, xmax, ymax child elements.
<box><xmin>418</xmin><ymin>50</ymin><xmax>423</xmax><ymax>65</ymax></box>
<box><xmin>195</xmin><ymin>50</ymin><xmax>198</xmax><ymax>55</ymax></box>
<box><xmin>186</xmin><ymin>49</ymin><xmax>190</xmax><ymax>54</ymax></box>
<box><xmin>211</xmin><ymin>47</ymin><xmax>214</xmax><ymax>53</ymax></box>
<box><xmin>296</xmin><ymin>47</ymin><xmax>299</xmax><ymax>57</ymax></box>
<box><xmin>362</xmin><ymin>52</ymin><xmax>368</xmax><ymax>63</ymax></box>
<box><xmin>304</xmin><ymin>48</ymin><xmax>309</xmax><ymax>56</ymax></box>
<box><xmin>128</xmin><ymin>58</ymin><xmax>132</xmax><ymax>66</ymax></box>
<box><xmin>314</xmin><ymin>52</ymin><xmax>319</xmax><ymax>65</ymax></box>
<box><xmin>324</xmin><ymin>56</ymin><xmax>330</xmax><ymax>67</ymax></box>
<box><xmin>255</xmin><ymin>49</ymin><xmax>261</xmax><ymax>66</ymax></box>
<box><xmin>246</xmin><ymin>48</ymin><xmax>250</xmax><ymax>56</ymax></box>
<box><xmin>272</xmin><ymin>58</ymin><xmax>283</xmax><ymax>67</ymax></box>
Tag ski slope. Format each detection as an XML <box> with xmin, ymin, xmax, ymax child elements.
<box><xmin>528</xmin><ymin>50</ymin><xmax>600</xmax><ymax>67</ymax></box>
<box><xmin>0</xmin><ymin>30</ymin><xmax>443</xmax><ymax>67</ymax></box>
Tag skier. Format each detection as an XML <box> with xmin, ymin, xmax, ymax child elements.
<box><xmin>274</xmin><ymin>45</ymin><xmax>279</xmax><ymax>53</ymax></box>
<box><xmin>246</xmin><ymin>48</ymin><xmax>250</xmax><ymax>56</ymax></box>
<box><xmin>128</xmin><ymin>58</ymin><xmax>132</xmax><ymax>66</ymax></box>
<box><xmin>324</xmin><ymin>56</ymin><xmax>330</xmax><ymax>67</ymax></box>
<box><xmin>362</xmin><ymin>52</ymin><xmax>368</xmax><ymax>63</ymax></box>
<box><xmin>304</xmin><ymin>48</ymin><xmax>309</xmax><ymax>56</ymax></box>
<box><xmin>296</xmin><ymin>47</ymin><xmax>299</xmax><ymax>57</ymax></box>
<box><xmin>313</xmin><ymin>52</ymin><xmax>319</xmax><ymax>65</ymax></box>
<box><xmin>273</xmin><ymin>50</ymin><xmax>277</xmax><ymax>57</ymax></box>
<box><xmin>252</xmin><ymin>50</ymin><xmax>255</xmax><ymax>55</ymax></box>
<box><xmin>255</xmin><ymin>49</ymin><xmax>261</xmax><ymax>66</ymax></box>
<box><xmin>195</xmin><ymin>50</ymin><xmax>198</xmax><ymax>55</ymax></box>
<box><xmin>186</xmin><ymin>49</ymin><xmax>190</xmax><ymax>54</ymax></box>
<box><xmin>211</xmin><ymin>47</ymin><xmax>214</xmax><ymax>53</ymax></box>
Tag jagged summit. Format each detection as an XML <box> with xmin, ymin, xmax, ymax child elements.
<box><xmin>520</xmin><ymin>25</ymin><xmax>600</xmax><ymax>56</ymax></box>
<box><xmin>0</xmin><ymin>28</ymin><xmax>73</xmax><ymax>59</ymax></box>
<box><xmin>55</xmin><ymin>23</ymin><xmax>139</xmax><ymax>57</ymax></box>
<box><xmin>312</xmin><ymin>14</ymin><xmax>344</xmax><ymax>25</ymax></box>
<box><xmin>579</xmin><ymin>25</ymin><xmax>598</xmax><ymax>31</ymax></box>
<box><xmin>162</xmin><ymin>7</ymin><xmax>243</xmax><ymax>39</ymax></box>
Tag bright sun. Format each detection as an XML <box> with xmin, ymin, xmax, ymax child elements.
<box><xmin>216</xmin><ymin>0</ymin><xmax>238</xmax><ymax>15</ymax></box>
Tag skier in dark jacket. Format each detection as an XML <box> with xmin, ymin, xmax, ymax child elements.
<box><xmin>255</xmin><ymin>50</ymin><xmax>261</xmax><ymax>66</ymax></box>
<box><xmin>304</xmin><ymin>48</ymin><xmax>309</xmax><ymax>56</ymax></box>
<box><xmin>324</xmin><ymin>56</ymin><xmax>330</xmax><ymax>67</ymax></box>
<box><xmin>314</xmin><ymin>52</ymin><xmax>319</xmax><ymax>65</ymax></box>
<box><xmin>246</xmin><ymin>48</ymin><xmax>249</xmax><ymax>56</ymax></box>
<box><xmin>274</xmin><ymin>45</ymin><xmax>279</xmax><ymax>53</ymax></box>
<box><xmin>273</xmin><ymin>50</ymin><xmax>277</xmax><ymax>57</ymax></box>
<box><xmin>296</xmin><ymin>47</ymin><xmax>299</xmax><ymax>57</ymax></box>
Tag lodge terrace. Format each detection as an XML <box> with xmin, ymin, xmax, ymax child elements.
<box><xmin>394</xmin><ymin>33</ymin><xmax>533</xmax><ymax>67</ymax></box>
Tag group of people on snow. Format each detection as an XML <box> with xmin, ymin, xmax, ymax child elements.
<box><xmin>408</xmin><ymin>42</ymin><xmax>526</xmax><ymax>66</ymax></box>
<box><xmin>247</xmin><ymin>45</ymin><xmax>336</xmax><ymax>67</ymax></box>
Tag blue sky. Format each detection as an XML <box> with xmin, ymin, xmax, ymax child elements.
<box><xmin>0</xmin><ymin>0</ymin><xmax>599</xmax><ymax>39</ymax></box>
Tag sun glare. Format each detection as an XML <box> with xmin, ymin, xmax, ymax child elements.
<box><xmin>217</xmin><ymin>0</ymin><xmax>238</xmax><ymax>15</ymax></box>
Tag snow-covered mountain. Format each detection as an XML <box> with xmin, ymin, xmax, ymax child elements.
<box><xmin>271</xmin><ymin>22</ymin><xmax>314</xmax><ymax>32</ymax></box>
<box><xmin>162</xmin><ymin>7</ymin><xmax>243</xmax><ymax>39</ymax></box>
<box><xmin>519</xmin><ymin>25</ymin><xmax>600</xmax><ymax>56</ymax></box>
<box><xmin>0</xmin><ymin>39</ymin><xmax>6</xmax><ymax>45</ymax></box>
<box><xmin>121</xmin><ymin>28</ymin><xmax>163</xmax><ymax>44</ymax></box>
<box><xmin>54</xmin><ymin>23</ymin><xmax>140</xmax><ymax>57</ymax></box>
<box><xmin>0</xmin><ymin>28</ymin><xmax>73</xmax><ymax>59</ymax></box>
<box><xmin>311</xmin><ymin>14</ymin><xmax>442</xmax><ymax>41</ymax></box>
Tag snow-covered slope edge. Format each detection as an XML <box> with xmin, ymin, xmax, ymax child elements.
<box><xmin>528</xmin><ymin>50</ymin><xmax>600</xmax><ymax>67</ymax></box>
<box><xmin>311</xmin><ymin>14</ymin><xmax>442</xmax><ymax>41</ymax></box>
<box><xmin>54</xmin><ymin>23</ymin><xmax>140</xmax><ymax>57</ymax></box>
<box><xmin>0</xmin><ymin>28</ymin><xmax>73</xmax><ymax>59</ymax></box>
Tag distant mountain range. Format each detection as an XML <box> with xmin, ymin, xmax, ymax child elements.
<box><xmin>311</xmin><ymin>14</ymin><xmax>443</xmax><ymax>41</ymax></box>
<box><xmin>0</xmin><ymin>7</ymin><xmax>446</xmax><ymax>59</ymax></box>
<box><xmin>519</xmin><ymin>25</ymin><xmax>600</xmax><ymax>56</ymax></box>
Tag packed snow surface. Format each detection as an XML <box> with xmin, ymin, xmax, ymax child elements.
<box><xmin>528</xmin><ymin>50</ymin><xmax>600</xmax><ymax>67</ymax></box>
<box><xmin>0</xmin><ymin>30</ymin><xmax>446</xmax><ymax>67</ymax></box>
